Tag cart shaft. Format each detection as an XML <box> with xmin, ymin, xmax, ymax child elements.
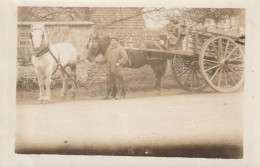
<box><xmin>125</xmin><ymin>47</ymin><xmax>194</xmax><ymax>58</ymax></box>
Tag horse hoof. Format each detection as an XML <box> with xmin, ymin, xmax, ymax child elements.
<box><xmin>38</xmin><ymin>98</ymin><xmax>44</xmax><ymax>104</ymax></box>
<box><xmin>44</xmin><ymin>97</ymin><xmax>51</xmax><ymax>103</ymax></box>
<box><xmin>60</xmin><ymin>95</ymin><xmax>66</xmax><ymax>101</ymax></box>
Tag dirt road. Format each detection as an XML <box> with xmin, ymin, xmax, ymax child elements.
<box><xmin>15</xmin><ymin>91</ymin><xmax>243</xmax><ymax>158</ymax></box>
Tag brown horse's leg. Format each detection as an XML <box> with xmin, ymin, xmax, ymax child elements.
<box><xmin>158</xmin><ymin>73</ymin><xmax>163</xmax><ymax>91</ymax></box>
<box><xmin>156</xmin><ymin>71</ymin><xmax>163</xmax><ymax>91</ymax></box>
<box><xmin>69</xmin><ymin>63</ymin><xmax>77</xmax><ymax>99</ymax></box>
<box><xmin>151</xmin><ymin>65</ymin><xmax>162</xmax><ymax>91</ymax></box>
<box><xmin>151</xmin><ymin>59</ymin><xmax>167</xmax><ymax>91</ymax></box>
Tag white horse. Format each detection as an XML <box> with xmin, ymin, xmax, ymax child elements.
<box><xmin>30</xmin><ymin>24</ymin><xmax>77</xmax><ymax>103</ymax></box>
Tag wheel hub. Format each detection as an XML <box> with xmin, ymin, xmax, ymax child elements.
<box><xmin>220</xmin><ymin>59</ymin><xmax>229</xmax><ymax>67</ymax></box>
<box><xmin>191</xmin><ymin>61</ymin><xmax>199</xmax><ymax>71</ymax></box>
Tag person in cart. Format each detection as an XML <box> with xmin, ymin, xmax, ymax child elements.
<box><xmin>96</xmin><ymin>35</ymin><xmax>128</xmax><ymax>100</ymax></box>
<box><xmin>159</xmin><ymin>17</ymin><xmax>182</xmax><ymax>49</ymax></box>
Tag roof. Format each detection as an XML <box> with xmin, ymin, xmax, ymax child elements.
<box><xmin>17</xmin><ymin>21</ymin><xmax>95</xmax><ymax>26</ymax></box>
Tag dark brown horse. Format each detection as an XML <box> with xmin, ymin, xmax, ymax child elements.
<box><xmin>85</xmin><ymin>32</ymin><xmax>167</xmax><ymax>91</ymax></box>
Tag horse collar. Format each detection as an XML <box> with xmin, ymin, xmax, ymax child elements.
<box><xmin>33</xmin><ymin>44</ymin><xmax>50</xmax><ymax>57</ymax></box>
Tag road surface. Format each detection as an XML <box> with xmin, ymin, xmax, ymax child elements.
<box><xmin>15</xmin><ymin>91</ymin><xmax>243</xmax><ymax>158</ymax></box>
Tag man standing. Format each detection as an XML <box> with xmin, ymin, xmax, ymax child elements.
<box><xmin>98</xmin><ymin>36</ymin><xmax>128</xmax><ymax>100</ymax></box>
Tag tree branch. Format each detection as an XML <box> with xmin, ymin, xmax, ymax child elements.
<box><xmin>101</xmin><ymin>7</ymin><xmax>163</xmax><ymax>28</ymax></box>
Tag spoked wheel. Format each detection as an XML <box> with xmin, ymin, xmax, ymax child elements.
<box><xmin>171</xmin><ymin>55</ymin><xmax>208</xmax><ymax>92</ymax></box>
<box><xmin>200</xmin><ymin>36</ymin><xmax>244</xmax><ymax>93</ymax></box>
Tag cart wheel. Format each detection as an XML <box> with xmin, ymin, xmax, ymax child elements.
<box><xmin>171</xmin><ymin>55</ymin><xmax>208</xmax><ymax>92</ymax></box>
<box><xmin>200</xmin><ymin>36</ymin><xmax>244</xmax><ymax>93</ymax></box>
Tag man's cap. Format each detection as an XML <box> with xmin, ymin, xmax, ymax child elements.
<box><xmin>110</xmin><ymin>35</ymin><xmax>119</xmax><ymax>41</ymax></box>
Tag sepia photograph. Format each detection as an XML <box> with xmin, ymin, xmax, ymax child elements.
<box><xmin>14</xmin><ymin>6</ymin><xmax>246</xmax><ymax>159</ymax></box>
<box><xmin>1</xmin><ymin>0</ymin><xmax>260</xmax><ymax>166</ymax></box>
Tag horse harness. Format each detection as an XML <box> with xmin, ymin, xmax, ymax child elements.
<box><xmin>30</xmin><ymin>28</ymin><xmax>49</xmax><ymax>57</ymax></box>
<box><xmin>30</xmin><ymin>28</ymin><xmax>102</xmax><ymax>88</ymax></box>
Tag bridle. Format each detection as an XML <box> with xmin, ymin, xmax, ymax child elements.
<box><xmin>30</xmin><ymin>28</ymin><xmax>50</xmax><ymax>57</ymax></box>
<box><xmin>30</xmin><ymin>27</ymin><xmax>59</xmax><ymax>75</ymax></box>
<box><xmin>88</xmin><ymin>39</ymin><xmax>99</xmax><ymax>62</ymax></box>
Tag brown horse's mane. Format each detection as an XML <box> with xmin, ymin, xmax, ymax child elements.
<box><xmin>94</xmin><ymin>30</ymin><xmax>111</xmax><ymax>55</ymax></box>
<box><xmin>98</xmin><ymin>37</ymin><xmax>111</xmax><ymax>55</ymax></box>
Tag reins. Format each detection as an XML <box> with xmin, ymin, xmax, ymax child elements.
<box><xmin>31</xmin><ymin>27</ymin><xmax>103</xmax><ymax>88</ymax></box>
<box><xmin>48</xmin><ymin>48</ymin><xmax>103</xmax><ymax>88</ymax></box>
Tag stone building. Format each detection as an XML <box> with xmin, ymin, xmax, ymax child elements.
<box><xmin>17</xmin><ymin>7</ymin><xmax>147</xmax><ymax>62</ymax></box>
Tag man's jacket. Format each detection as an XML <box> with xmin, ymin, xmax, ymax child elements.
<box><xmin>102</xmin><ymin>43</ymin><xmax>128</xmax><ymax>75</ymax></box>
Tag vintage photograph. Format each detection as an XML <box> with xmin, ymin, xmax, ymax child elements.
<box><xmin>15</xmin><ymin>7</ymin><xmax>245</xmax><ymax>158</ymax></box>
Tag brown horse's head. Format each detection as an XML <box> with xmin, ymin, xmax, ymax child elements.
<box><xmin>86</xmin><ymin>32</ymin><xmax>111</xmax><ymax>62</ymax></box>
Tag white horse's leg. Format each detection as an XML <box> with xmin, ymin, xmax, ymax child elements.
<box><xmin>44</xmin><ymin>66</ymin><xmax>53</xmax><ymax>102</ymax></box>
<box><xmin>35</xmin><ymin>69</ymin><xmax>45</xmax><ymax>102</ymax></box>
<box><xmin>69</xmin><ymin>63</ymin><xmax>77</xmax><ymax>99</ymax></box>
<box><xmin>44</xmin><ymin>74</ymin><xmax>52</xmax><ymax>102</ymax></box>
<box><xmin>60</xmin><ymin>70</ymin><xmax>68</xmax><ymax>100</ymax></box>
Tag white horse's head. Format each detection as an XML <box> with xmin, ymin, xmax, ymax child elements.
<box><xmin>30</xmin><ymin>24</ymin><xmax>48</xmax><ymax>53</ymax></box>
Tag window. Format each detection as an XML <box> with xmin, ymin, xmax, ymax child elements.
<box><xmin>18</xmin><ymin>32</ymin><xmax>31</xmax><ymax>47</ymax></box>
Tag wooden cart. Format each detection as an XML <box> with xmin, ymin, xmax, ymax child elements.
<box><xmin>125</xmin><ymin>26</ymin><xmax>245</xmax><ymax>93</ymax></box>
